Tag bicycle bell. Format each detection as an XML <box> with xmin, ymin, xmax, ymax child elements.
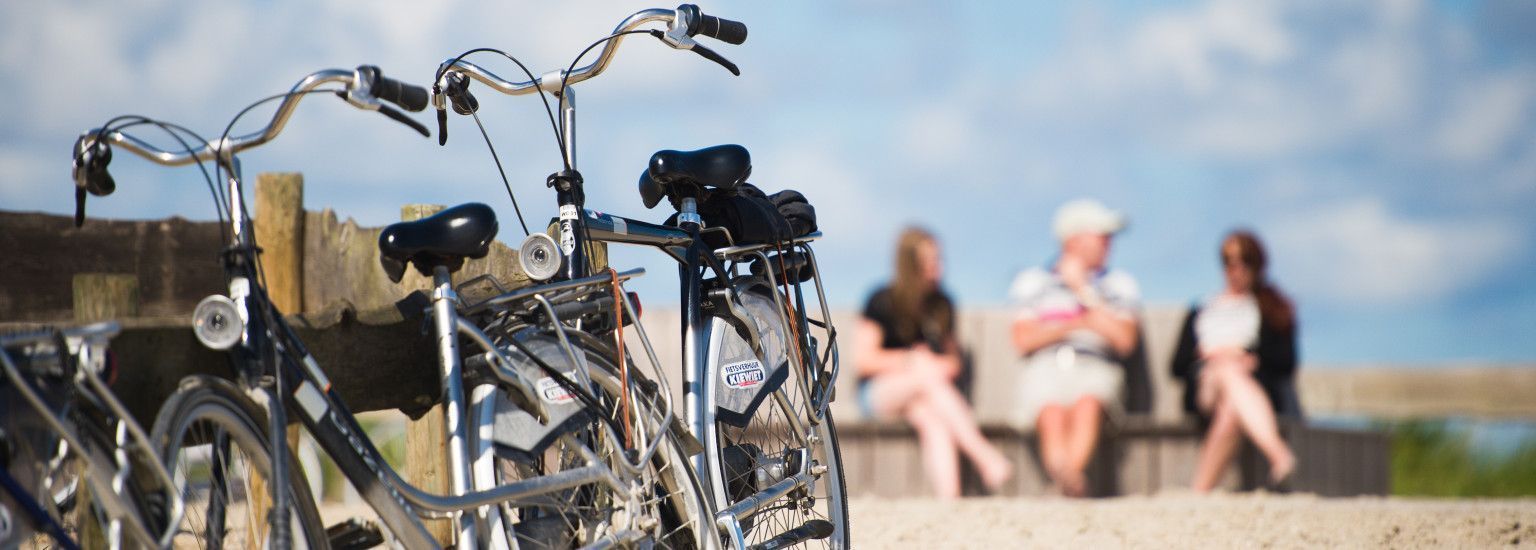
<box><xmin>519</xmin><ymin>232</ymin><xmax>562</xmax><ymax>281</ymax></box>
<box><xmin>192</xmin><ymin>295</ymin><xmax>244</xmax><ymax>350</ymax></box>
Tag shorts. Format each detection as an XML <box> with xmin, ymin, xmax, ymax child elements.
<box><xmin>1012</xmin><ymin>347</ymin><xmax>1124</xmax><ymax>428</ymax></box>
<box><xmin>857</xmin><ymin>378</ymin><xmax>880</xmax><ymax>420</ymax></box>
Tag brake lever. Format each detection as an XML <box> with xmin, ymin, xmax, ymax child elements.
<box><xmin>689</xmin><ymin>43</ymin><xmax>740</xmax><ymax>76</ymax></box>
<box><xmin>377</xmin><ymin>103</ymin><xmax>431</xmax><ymax>137</ymax></box>
<box><xmin>434</xmin><ymin>84</ymin><xmax>449</xmax><ymax>146</ymax></box>
<box><xmin>71</xmin><ymin>136</ymin><xmax>116</xmax><ymax>227</ymax></box>
<box><xmin>74</xmin><ymin>187</ymin><xmax>88</xmax><ymax>228</ymax></box>
<box><xmin>334</xmin><ymin>90</ymin><xmax>429</xmax><ymax>137</ymax></box>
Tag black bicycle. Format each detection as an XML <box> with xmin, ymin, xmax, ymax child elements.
<box><xmin>434</xmin><ymin>5</ymin><xmax>849</xmax><ymax>548</ymax></box>
<box><xmin>71</xmin><ymin>65</ymin><xmax>710</xmax><ymax>549</ymax></box>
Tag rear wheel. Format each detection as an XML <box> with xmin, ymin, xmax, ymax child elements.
<box><xmin>471</xmin><ymin>333</ymin><xmax>714</xmax><ymax>549</ymax></box>
<box><xmin>150</xmin><ymin>375</ymin><xmax>326</xmax><ymax>549</ymax></box>
<box><xmin>703</xmin><ymin>286</ymin><xmax>849</xmax><ymax>548</ymax></box>
<box><xmin>709</xmin><ymin>391</ymin><xmax>848</xmax><ymax>549</ymax></box>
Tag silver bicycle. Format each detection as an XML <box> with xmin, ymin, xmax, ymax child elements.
<box><xmin>434</xmin><ymin>5</ymin><xmax>849</xmax><ymax>548</ymax></box>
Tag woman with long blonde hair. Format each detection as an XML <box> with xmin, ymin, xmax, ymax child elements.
<box><xmin>853</xmin><ymin>227</ymin><xmax>1012</xmax><ymax>499</ymax></box>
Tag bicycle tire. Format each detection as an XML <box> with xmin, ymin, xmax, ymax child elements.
<box><xmin>472</xmin><ymin>331</ymin><xmax>716</xmax><ymax>549</ymax></box>
<box><xmin>149</xmin><ymin>375</ymin><xmax>327</xmax><ymax>549</ymax></box>
<box><xmin>704</xmin><ymin>289</ymin><xmax>850</xmax><ymax>549</ymax></box>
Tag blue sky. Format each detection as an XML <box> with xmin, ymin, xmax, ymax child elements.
<box><xmin>2</xmin><ymin>0</ymin><xmax>1533</xmax><ymax>365</ymax></box>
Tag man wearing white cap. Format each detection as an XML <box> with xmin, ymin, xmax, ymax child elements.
<box><xmin>1007</xmin><ymin>198</ymin><xmax>1141</xmax><ymax>497</ymax></box>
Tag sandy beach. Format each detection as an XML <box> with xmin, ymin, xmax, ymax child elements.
<box><xmin>848</xmin><ymin>493</ymin><xmax>1536</xmax><ymax>548</ymax></box>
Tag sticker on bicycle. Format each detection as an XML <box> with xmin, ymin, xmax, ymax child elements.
<box><xmin>721</xmin><ymin>360</ymin><xmax>766</xmax><ymax>389</ymax></box>
<box><xmin>537</xmin><ymin>376</ymin><xmax>578</xmax><ymax>405</ymax></box>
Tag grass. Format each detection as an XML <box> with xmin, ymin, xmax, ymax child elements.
<box><xmin>1389</xmin><ymin>420</ymin><xmax>1536</xmax><ymax>497</ymax></box>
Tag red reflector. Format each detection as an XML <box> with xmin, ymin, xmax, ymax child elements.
<box><xmin>627</xmin><ymin>291</ymin><xmax>642</xmax><ymax>319</ymax></box>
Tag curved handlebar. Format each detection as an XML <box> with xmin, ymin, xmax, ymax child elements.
<box><xmin>77</xmin><ymin>67</ymin><xmax>428</xmax><ymax>167</ymax></box>
<box><xmin>437</xmin><ymin>8</ymin><xmax>676</xmax><ymax>97</ymax></box>
<box><xmin>436</xmin><ymin>5</ymin><xmax>747</xmax><ymax>98</ymax></box>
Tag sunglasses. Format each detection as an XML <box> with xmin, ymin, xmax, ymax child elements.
<box><xmin>1222</xmin><ymin>252</ymin><xmax>1257</xmax><ymax>269</ymax></box>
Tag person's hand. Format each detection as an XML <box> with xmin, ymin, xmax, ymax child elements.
<box><xmin>1203</xmin><ymin>347</ymin><xmax>1256</xmax><ymax>371</ymax></box>
<box><xmin>1058</xmin><ymin>255</ymin><xmax>1090</xmax><ymax>291</ymax></box>
<box><xmin>909</xmin><ymin>345</ymin><xmax>957</xmax><ymax>379</ymax></box>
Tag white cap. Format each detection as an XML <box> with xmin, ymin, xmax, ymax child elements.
<box><xmin>1052</xmin><ymin>198</ymin><xmax>1127</xmax><ymax>241</ymax></box>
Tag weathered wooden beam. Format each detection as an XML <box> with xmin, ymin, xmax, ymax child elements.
<box><xmin>1299</xmin><ymin>366</ymin><xmax>1536</xmax><ymax>419</ymax></box>
<box><xmin>102</xmin><ymin>302</ymin><xmax>438</xmax><ymax>427</ymax></box>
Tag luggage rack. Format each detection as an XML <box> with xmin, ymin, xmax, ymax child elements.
<box><xmin>457</xmin><ymin>267</ymin><xmax>646</xmax><ymax>319</ymax></box>
<box><xmin>712</xmin><ymin>233</ymin><xmax>842</xmax><ymax>421</ymax></box>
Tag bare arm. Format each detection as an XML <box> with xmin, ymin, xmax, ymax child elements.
<box><xmin>1011</xmin><ymin>316</ymin><xmax>1078</xmax><ymax>357</ymax></box>
<box><xmin>853</xmin><ymin>319</ymin><xmax>912</xmax><ymax>379</ymax></box>
<box><xmin>1079</xmin><ymin>306</ymin><xmax>1139</xmax><ymax>358</ymax></box>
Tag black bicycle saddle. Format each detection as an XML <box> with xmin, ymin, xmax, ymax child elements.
<box><xmin>638</xmin><ymin>144</ymin><xmax>751</xmax><ymax>208</ymax></box>
<box><xmin>378</xmin><ymin>202</ymin><xmax>498</xmax><ymax>283</ymax></box>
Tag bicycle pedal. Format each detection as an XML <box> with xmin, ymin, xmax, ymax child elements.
<box><xmin>326</xmin><ymin>517</ymin><xmax>384</xmax><ymax>549</ymax></box>
<box><xmin>747</xmin><ymin>519</ymin><xmax>835</xmax><ymax>550</ymax></box>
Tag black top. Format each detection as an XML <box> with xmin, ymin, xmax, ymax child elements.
<box><xmin>1169</xmin><ymin>304</ymin><xmax>1302</xmax><ymax>418</ymax></box>
<box><xmin>861</xmin><ymin>286</ymin><xmax>955</xmax><ymax>352</ymax></box>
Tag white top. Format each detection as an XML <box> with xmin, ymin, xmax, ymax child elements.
<box><xmin>1195</xmin><ymin>293</ymin><xmax>1260</xmax><ymax>353</ymax></box>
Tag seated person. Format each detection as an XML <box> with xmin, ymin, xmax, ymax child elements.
<box><xmin>1009</xmin><ymin>199</ymin><xmax>1140</xmax><ymax>497</ymax></box>
<box><xmin>1171</xmin><ymin>230</ymin><xmax>1299</xmax><ymax>492</ymax></box>
<box><xmin>853</xmin><ymin>226</ymin><xmax>1012</xmax><ymax>499</ymax></box>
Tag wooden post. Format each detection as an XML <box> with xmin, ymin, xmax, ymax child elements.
<box><xmin>256</xmin><ymin>172</ymin><xmax>305</xmax><ymax>314</ymax></box>
<box><xmin>71</xmin><ymin>273</ymin><xmax>138</xmax><ymax>546</ymax></box>
<box><xmin>400</xmin><ymin>203</ymin><xmax>454</xmax><ymax>545</ymax></box>
<box><xmin>72</xmin><ymin>273</ymin><xmax>139</xmax><ymax>321</ymax></box>
<box><xmin>255</xmin><ymin>173</ymin><xmax>307</xmax><ymax>526</ymax></box>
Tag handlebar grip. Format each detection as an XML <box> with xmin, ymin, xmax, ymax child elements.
<box><xmin>358</xmin><ymin>66</ymin><xmax>429</xmax><ymax>112</ymax></box>
<box><xmin>373</xmin><ymin>75</ymin><xmax>430</xmax><ymax>112</ymax></box>
<box><xmin>696</xmin><ymin>14</ymin><xmax>748</xmax><ymax>45</ymax></box>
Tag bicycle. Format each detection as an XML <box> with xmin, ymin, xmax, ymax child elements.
<box><xmin>434</xmin><ymin>5</ymin><xmax>849</xmax><ymax>548</ymax></box>
<box><xmin>1</xmin><ymin>323</ymin><xmax>183</xmax><ymax>549</ymax></box>
<box><xmin>71</xmin><ymin>64</ymin><xmax>711</xmax><ymax>548</ymax></box>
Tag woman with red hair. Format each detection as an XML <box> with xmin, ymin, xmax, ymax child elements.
<box><xmin>1172</xmin><ymin>230</ymin><xmax>1300</xmax><ymax>492</ymax></box>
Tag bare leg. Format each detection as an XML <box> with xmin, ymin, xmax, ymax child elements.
<box><xmin>911</xmin><ymin>382</ymin><xmax>1013</xmax><ymax>488</ymax></box>
<box><xmin>1192</xmin><ymin>398</ymin><xmax>1242</xmax><ymax>492</ymax></box>
<box><xmin>1035</xmin><ymin>404</ymin><xmax>1069</xmax><ymax>494</ymax></box>
<box><xmin>1058</xmin><ymin>396</ymin><xmax>1102</xmax><ymax>497</ymax></box>
<box><xmin>1213</xmin><ymin>367</ymin><xmax>1296</xmax><ymax>482</ymax></box>
<box><xmin>904</xmin><ymin>400</ymin><xmax>960</xmax><ymax>499</ymax></box>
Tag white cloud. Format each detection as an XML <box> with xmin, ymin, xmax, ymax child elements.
<box><xmin>896</xmin><ymin>103</ymin><xmax>975</xmax><ymax>169</ymax></box>
<box><xmin>1270</xmin><ymin>197</ymin><xmax>1524</xmax><ymax>304</ymax></box>
<box><xmin>1436</xmin><ymin>73</ymin><xmax>1536</xmax><ymax>164</ymax></box>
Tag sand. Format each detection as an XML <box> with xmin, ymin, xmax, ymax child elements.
<box><xmin>848</xmin><ymin>493</ymin><xmax>1536</xmax><ymax>548</ymax></box>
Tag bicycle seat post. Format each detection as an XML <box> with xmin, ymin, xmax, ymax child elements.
<box><xmin>429</xmin><ymin>264</ymin><xmax>477</xmax><ymax>546</ymax></box>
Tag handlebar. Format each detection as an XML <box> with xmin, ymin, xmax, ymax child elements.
<box><xmin>434</xmin><ymin>4</ymin><xmax>746</xmax><ymax>99</ymax></box>
<box><xmin>76</xmin><ymin>66</ymin><xmax>427</xmax><ymax>168</ymax></box>
<box><xmin>71</xmin><ymin>66</ymin><xmax>429</xmax><ymax>226</ymax></box>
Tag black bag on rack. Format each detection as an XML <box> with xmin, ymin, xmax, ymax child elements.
<box><xmin>768</xmin><ymin>189</ymin><xmax>816</xmax><ymax>237</ymax></box>
<box><xmin>667</xmin><ymin>184</ymin><xmax>818</xmax><ymax>248</ymax></box>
